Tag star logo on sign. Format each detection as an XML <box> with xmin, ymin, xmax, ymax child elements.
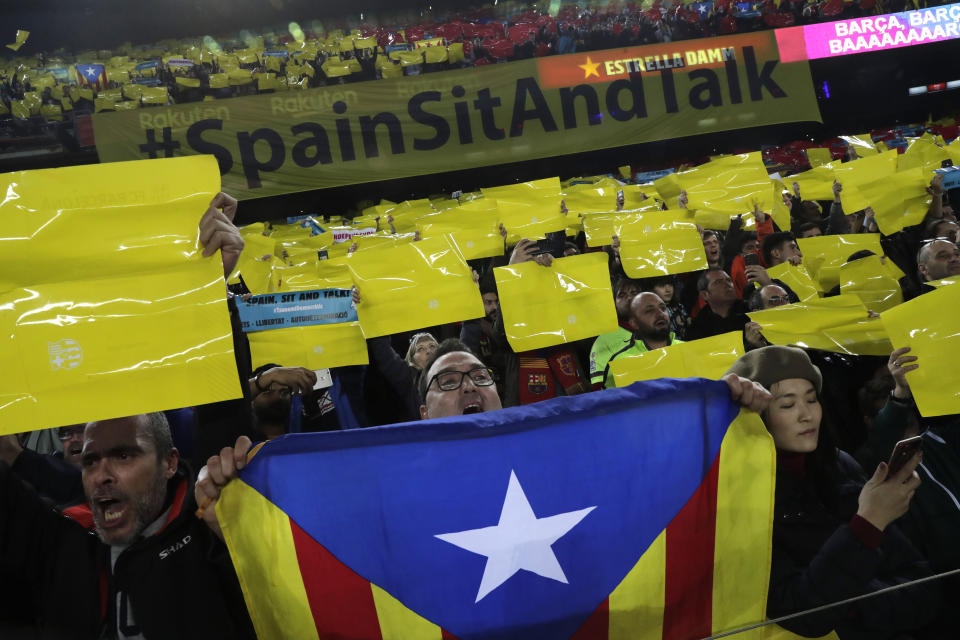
<box><xmin>428</xmin><ymin>299</ymin><xmax>439</xmax><ymax>309</ymax></box>
<box><xmin>578</xmin><ymin>56</ymin><xmax>601</xmax><ymax>79</ymax></box>
<box><xmin>435</xmin><ymin>470</ymin><xmax>595</xmax><ymax>603</ymax></box>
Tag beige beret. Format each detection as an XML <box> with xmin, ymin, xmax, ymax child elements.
<box><xmin>725</xmin><ymin>345</ymin><xmax>822</xmax><ymax>393</ymax></box>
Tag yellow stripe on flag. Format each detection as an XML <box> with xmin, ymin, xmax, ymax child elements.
<box><xmin>608</xmin><ymin>531</ymin><xmax>666</xmax><ymax>640</ymax></box>
<box><xmin>712</xmin><ymin>411</ymin><xmax>775</xmax><ymax>635</ymax></box>
<box><xmin>217</xmin><ymin>479</ymin><xmax>320</xmax><ymax>640</ymax></box>
<box><xmin>370</xmin><ymin>583</ymin><xmax>444</xmax><ymax>640</ymax></box>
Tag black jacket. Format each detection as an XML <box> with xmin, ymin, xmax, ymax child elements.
<box><xmin>769</xmin><ymin>450</ymin><xmax>939</xmax><ymax>639</ymax></box>
<box><xmin>688</xmin><ymin>300</ymin><xmax>750</xmax><ymax>340</ymax></box>
<box><xmin>366</xmin><ymin>335</ymin><xmax>422</xmax><ymax>423</ymax></box>
<box><xmin>856</xmin><ymin>402</ymin><xmax>960</xmax><ymax>574</ymax></box>
<box><xmin>0</xmin><ymin>462</ymin><xmax>255</xmax><ymax>640</ymax></box>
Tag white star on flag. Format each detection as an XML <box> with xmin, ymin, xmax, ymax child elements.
<box><xmin>85</xmin><ymin>67</ymin><xmax>98</xmax><ymax>79</ymax></box>
<box><xmin>435</xmin><ymin>470</ymin><xmax>596</xmax><ymax>602</ymax></box>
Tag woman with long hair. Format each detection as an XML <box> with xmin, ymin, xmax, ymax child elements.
<box><xmin>727</xmin><ymin>346</ymin><xmax>939</xmax><ymax>639</ymax></box>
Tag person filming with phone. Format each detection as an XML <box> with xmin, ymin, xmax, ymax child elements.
<box><xmin>854</xmin><ymin>346</ymin><xmax>960</xmax><ymax>635</ymax></box>
<box><xmin>727</xmin><ymin>346</ymin><xmax>939</xmax><ymax>639</ymax></box>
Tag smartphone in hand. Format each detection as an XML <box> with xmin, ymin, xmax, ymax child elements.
<box><xmin>887</xmin><ymin>435</ymin><xmax>923</xmax><ymax>477</ymax></box>
<box><xmin>744</xmin><ymin>253</ymin><xmax>760</xmax><ymax>267</ymax></box>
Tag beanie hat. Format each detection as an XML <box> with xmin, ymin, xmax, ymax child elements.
<box><xmin>725</xmin><ymin>346</ymin><xmax>822</xmax><ymax>393</ymax></box>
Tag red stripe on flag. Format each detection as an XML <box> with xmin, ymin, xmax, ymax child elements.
<box><xmin>441</xmin><ymin>630</ymin><xmax>459</xmax><ymax>640</ymax></box>
<box><xmin>290</xmin><ymin>519</ymin><xmax>384</xmax><ymax>640</ymax></box>
<box><xmin>662</xmin><ymin>454</ymin><xmax>720</xmax><ymax>640</ymax></box>
<box><xmin>570</xmin><ymin>598</ymin><xmax>609</xmax><ymax>640</ymax></box>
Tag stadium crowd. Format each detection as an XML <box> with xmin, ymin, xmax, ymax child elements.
<box><xmin>2</xmin><ymin>0</ymin><xmax>960</xmax><ymax>635</ymax></box>
<box><xmin>1</xmin><ymin>120</ymin><xmax>959</xmax><ymax>637</ymax></box>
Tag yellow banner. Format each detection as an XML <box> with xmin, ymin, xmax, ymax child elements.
<box><xmin>92</xmin><ymin>32</ymin><xmax>820</xmax><ymax>200</ymax></box>
<box><xmin>494</xmin><ymin>252</ymin><xmax>618</xmax><ymax>352</ymax></box>
<box><xmin>0</xmin><ymin>157</ymin><xmax>242</xmax><ymax>434</ymax></box>
<box><xmin>881</xmin><ymin>283</ymin><xmax>960</xmax><ymax>417</ymax></box>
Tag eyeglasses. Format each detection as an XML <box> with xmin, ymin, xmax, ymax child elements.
<box><xmin>766</xmin><ymin>296</ymin><xmax>790</xmax><ymax>306</ymax></box>
<box><xmin>427</xmin><ymin>367</ymin><xmax>496</xmax><ymax>393</ymax></box>
<box><xmin>57</xmin><ymin>426</ymin><xmax>84</xmax><ymax>441</ymax></box>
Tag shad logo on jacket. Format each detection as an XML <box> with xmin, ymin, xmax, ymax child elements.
<box><xmin>48</xmin><ymin>339</ymin><xmax>83</xmax><ymax>370</ymax></box>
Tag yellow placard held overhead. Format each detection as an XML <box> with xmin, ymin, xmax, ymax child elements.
<box><xmin>882</xmin><ymin>283</ymin><xmax>960</xmax><ymax>417</ymax></box>
<box><xmin>839</xmin><ymin>255</ymin><xmax>905</xmax><ymax>313</ymax></box>
<box><xmin>840</xmin><ymin>134</ymin><xmax>879</xmax><ymax>157</ymax></box>
<box><xmin>6</xmin><ymin>29</ymin><xmax>29</xmax><ymax>51</ymax></box>
<box><xmin>582</xmin><ymin>209</ymin><xmax>694</xmax><ymax>247</ymax></box>
<box><xmin>667</xmin><ymin>153</ymin><xmax>774</xmax><ymax>218</ymax></box>
<box><xmin>765</xmin><ymin>262</ymin><xmax>820</xmax><ymax>302</ymax></box>
<box><xmin>615</xmin><ymin>219</ymin><xmax>708</xmax><ymax>278</ymax></box>
<box><xmin>610</xmin><ymin>331</ymin><xmax>744</xmax><ymax>387</ymax></box>
<box><xmin>748</xmin><ymin>295</ymin><xmax>892</xmax><ymax>356</ymax></box>
<box><xmin>417</xmin><ymin>220</ymin><xmax>504</xmax><ymax>261</ymax></box>
<box><xmin>693</xmin><ymin>209</ymin><xmax>756</xmax><ymax>232</ymax></box>
<box><xmin>798</xmin><ymin>234</ymin><xmax>884</xmax><ymax>292</ymax></box>
<box><xmin>0</xmin><ymin>156</ymin><xmax>241</xmax><ymax>435</ymax></box>
<box><xmin>348</xmin><ymin>237</ymin><xmax>483</xmax><ymax>338</ymax></box>
<box><xmin>829</xmin><ymin>149</ymin><xmax>898</xmax><ymax>184</ymax></box>
<box><xmin>805</xmin><ymin>148</ymin><xmax>832</xmax><ymax>168</ymax></box>
<box><xmin>482</xmin><ymin>179</ymin><xmax>564</xmax><ymax>244</ymax></box>
<box><xmin>494</xmin><ymin>252</ymin><xmax>617</xmax><ymax>352</ymax></box>
<box><xmin>247</xmin><ymin>322</ymin><xmax>368</xmax><ymax>371</ymax></box>
<box><xmin>856</xmin><ymin>168</ymin><xmax>932</xmax><ymax>235</ymax></box>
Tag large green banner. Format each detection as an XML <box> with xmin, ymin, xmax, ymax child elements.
<box><xmin>92</xmin><ymin>31</ymin><xmax>821</xmax><ymax>200</ymax></box>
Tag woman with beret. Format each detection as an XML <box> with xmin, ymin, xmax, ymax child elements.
<box><xmin>726</xmin><ymin>346</ymin><xmax>940</xmax><ymax>639</ymax></box>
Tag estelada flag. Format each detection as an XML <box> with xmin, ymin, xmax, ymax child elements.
<box><xmin>218</xmin><ymin>379</ymin><xmax>805</xmax><ymax>639</ymax></box>
<box><xmin>75</xmin><ymin>63</ymin><xmax>108</xmax><ymax>90</ymax></box>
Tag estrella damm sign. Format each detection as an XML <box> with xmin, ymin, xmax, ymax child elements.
<box><xmin>536</xmin><ymin>31</ymin><xmax>777</xmax><ymax>87</ymax></box>
<box><xmin>92</xmin><ymin>30</ymin><xmax>820</xmax><ymax>201</ymax></box>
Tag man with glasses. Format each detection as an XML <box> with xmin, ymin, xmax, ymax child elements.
<box><xmin>744</xmin><ymin>284</ymin><xmax>791</xmax><ymax>350</ymax></box>
<box><xmin>0</xmin><ymin>426</ymin><xmax>84</xmax><ymax>506</ymax></box>
<box><xmin>418</xmin><ymin>339</ymin><xmax>502</xmax><ymax>420</ymax></box>
<box><xmin>57</xmin><ymin>424</ymin><xmax>86</xmax><ymax>468</ymax></box>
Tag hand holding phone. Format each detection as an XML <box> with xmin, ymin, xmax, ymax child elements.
<box><xmin>887</xmin><ymin>435</ymin><xmax>922</xmax><ymax>478</ymax></box>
